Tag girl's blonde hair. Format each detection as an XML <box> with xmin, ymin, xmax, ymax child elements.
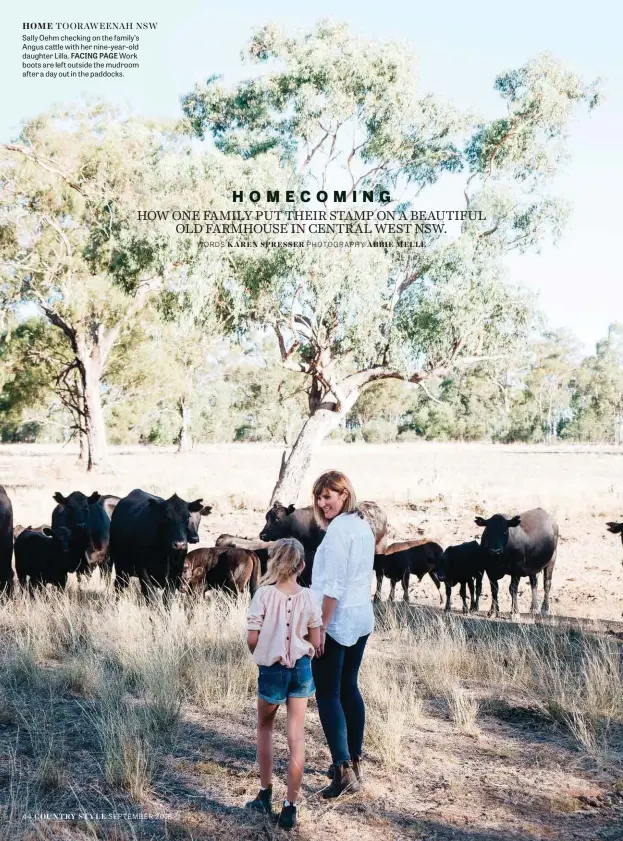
<box><xmin>260</xmin><ymin>537</ymin><xmax>305</xmax><ymax>586</ymax></box>
<box><xmin>312</xmin><ymin>470</ymin><xmax>359</xmax><ymax>529</ymax></box>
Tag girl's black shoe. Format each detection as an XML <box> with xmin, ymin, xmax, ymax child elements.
<box><xmin>245</xmin><ymin>785</ymin><xmax>273</xmax><ymax>815</ymax></box>
<box><xmin>278</xmin><ymin>802</ymin><xmax>297</xmax><ymax>830</ymax></box>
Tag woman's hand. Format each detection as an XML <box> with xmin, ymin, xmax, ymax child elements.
<box><xmin>315</xmin><ymin>627</ymin><xmax>326</xmax><ymax>658</ymax></box>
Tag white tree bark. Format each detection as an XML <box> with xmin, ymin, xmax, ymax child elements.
<box><xmin>81</xmin><ymin>351</ymin><xmax>108</xmax><ymax>470</ymax></box>
<box><xmin>177</xmin><ymin>398</ymin><xmax>193</xmax><ymax>453</ymax></box>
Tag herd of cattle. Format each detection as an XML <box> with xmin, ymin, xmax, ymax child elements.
<box><xmin>1</xmin><ymin>485</ymin><xmax>622</xmax><ymax>617</ymax></box>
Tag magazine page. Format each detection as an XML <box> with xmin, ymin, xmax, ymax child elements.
<box><xmin>1</xmin><ymin>0</ymin><xmax>622</xmax><ymax>838</ymax></box>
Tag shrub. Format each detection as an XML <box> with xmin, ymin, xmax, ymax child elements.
<box><xmin>361</xmin><ymin>418</ymin><xmax>398</xmax><ymax>443</ymax></box>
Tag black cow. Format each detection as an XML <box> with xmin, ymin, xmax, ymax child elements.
<box><xmin>260</xmin><ymin>504</ymin><xmax>324</xmax><ymax>586</ymax></box>
<box><xmin>0</xmin><ymin>486</ymin><xmax>14</xmax><ymax>596</ymax></box>
<box><xmin>373</xmin><ymin>540</ymin><xmax>443</xmax><ymax>602</ymax></box>
<box><xmin>88</xmin><ymin>495</ymin><xmax>120</xmax><ymax>582</ymax></box>
<box><xmin>109</xmin><ymin>489</ymin><xmax>212</xmax><ymax>598</ymax></box>
<box><xmin>52</xmin><ymin>491</ymin><xmax>100</xmax><ymax>576</ymax></box>
<box><xmin>260</xmin><ymin>500</ymin><xmax>387</xmax><ymax>586</ymax></box>
<box><xmin>475</xmin><ymin>508</ymin><xmax>559</xmax><ymax>618</ymax></box>
<box><xmin>15</xmin><ymin>527</ymin><xmax>73</xmax><ymax>593</ymax></box>
<box><xmin>606</xmin><ymin>521</ymin><xmax>623</xmax><ymax>544</ymax></box>
<box><xmin>53</xmin><ymin>492</ymin><xmax>121</xmax><ymax>581</ymax></box>
<box><xmin>435</xmin><ymin>541</ymin><xmax>485</xmax><ymax>614</ymax></box>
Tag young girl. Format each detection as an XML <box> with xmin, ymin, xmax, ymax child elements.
<box><xmin>245</xmin><ymin>537</ymin><xmax>322</xmax><ymax>830</ymax></box>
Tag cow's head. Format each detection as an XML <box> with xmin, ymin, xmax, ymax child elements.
<box><xmin>53</xmin><ymin>490</ymin><xmax>101</xmax><ymax>536</ymax></box>
<box><xmin>475</xmin><ymin>514</ymin><xmax>521</xmax><ymax>556</ymax></box>
<box><xmin>149</xmin><ymin>494</ymin><xmax>211</xmax><ymax>554</ymax></box>
<box><xmin>188</xmin><ymin>500</ymin><xmax>212</xmax><ymax>544</ymax></box>
<box><xmin>606</xmin><ymin>521</ymin><xmax>623</xmax><ymax>544</ymax></box>
<box><xmin>260</xmin><ymin>502</ymin><xmax>296</xmax><ymax>541</ymax></box>
<box><xmin>181</xmin><ymin>555</ymin><xmax>203</xmax><ymax>590</ymax></box>
<box><xmin>85</xmin><ymin>502</ymin><xmax>111</xmax><ymax>565</ymax></box>
<box><xmin>435</xmin><ymin>547</ymin><xmax>455</xmax><ymax>584</ymax></box>
<box><xmin>43</xmin><ymin>526</ymin><xmax>73</xmax><ymax>567</ymax></box>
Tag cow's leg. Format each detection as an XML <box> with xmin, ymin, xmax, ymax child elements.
<box><xmin>509</xmin><ymin>575</ymin><xmax>520</xmax><ymax>617</ymax></box>
<box><xmin>402</xmin><ymin>569</ymin><xmax>410</xmax><ymax>602</ymax></box>
<box><xmin>138</xmin><ymin>569</ymin><xmax>159</xmax><ymax>603</ymax></box>
<box><xmin>114</xmin><ymin>570</ymin><xmax>131</xmax><ymax>594</ymax></box>
<box><xmin>472</xmin><ymin>572</ymin><xmax>483</xmax><ymax>613</ymax></box>
<box><xmin>529</xmin><ymin>573</ymin><xmax>539</xmax><ymax>614</ymax></box>
<box><xmin>459</xmin><ymin>581</ymin><xmax>469</xmax><ymax>613</ymax></box>
<box><xmin>374</xmin><ymin>571</ymin><xmax>383</xmax><ymax>602</ymax></box>
<box><xmin>163</xmin><ymin>582</ymin><xmax>178</xmax><ymax>609</ymax></box>
<box><xmin>0</xmin><ymin>575</ymin><xmax>13</xmax><ymax>599</ymax></box>
<box><xmin>541</xmin><ymin>558</ymin><xmax>555</xmax><ymax>616</ymax></box>
<box><xmin>444</xmin><ymin>582</ymin><xmax>452</xmax><ymax>613</ymax></box>
<box><xmin>101</xmin><ymin>557</ymin><xmax>113</xmax><ymax>589</ymax></box>
<box><xmin>388</xmin><ymin>578</ymin><xmax>397</xmax><ymax>602</ymax></box>
<box><xmin>467</xmin><ymin>578</ymin><xmax>476</xmax><ymax>613</ymax></box>
<box><xmin>428</xmin><ymin>570</ymin><xmax>443</xmax><ymax>604</ymax></box>
<box><xmin>487</xmin><ymin>574</ymin><xmax>500</xmax><ymax>618</ymax></box>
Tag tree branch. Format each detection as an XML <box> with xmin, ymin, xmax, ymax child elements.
<box><xmin>2</xmin><ymin>144</ymin><xmax>90</xmax><ymax>197</ymax></box>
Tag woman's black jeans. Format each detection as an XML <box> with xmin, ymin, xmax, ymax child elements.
<box><xmin>312</xmin><ymin>632</ymin><xmax>370</xmax><ymax>766</ymax></box>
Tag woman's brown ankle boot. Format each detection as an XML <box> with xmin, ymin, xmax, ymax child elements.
<box><xmin>351</xmin><ymin>756</ymin><xmax>364</xmax><ymax>783</ymax></box>
<box><xmin>322</xmin><ymin>762</ymin><xmax>361</xmax><ymax>798</ymax></box>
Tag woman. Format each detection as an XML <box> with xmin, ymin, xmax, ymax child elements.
<box><xmin>310</xmin><ymin>470</ymin><xmax>375</xmax><ymax>798</ymax></box>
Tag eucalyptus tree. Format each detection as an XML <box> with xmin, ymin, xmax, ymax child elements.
<box><xmin>182</xmin><ymin>21</ymin><xmax>601</xmax><ymax>503</ymax></box>
<box><xmin>0</xmin><ymin>101</ymin><xmax>224</xmax><ymax>469</ymax></box>
<box><xmin>568</xmin><ymin>324</ymin><xmax>623</xmax><ymax>443</ymax></box>
<box><xmin>0</xmin><ymin>318</ymin><xmax>74</xmax><ymax>442</ymax></box>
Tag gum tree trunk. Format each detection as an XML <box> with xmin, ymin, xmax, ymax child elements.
<box><xmin>269</xmin><ymin>407</ymin><xmax>343</xmax><ymax>505</ymax></box>
<box><xmin>177</xmin><ymin>398</ymin><xmax>192</xmax><ymax>452</ymax></box>
<box><xmin>80</xmin><ymin>350</ymin><xmax>108</xmax><ymax>470</ymax></box>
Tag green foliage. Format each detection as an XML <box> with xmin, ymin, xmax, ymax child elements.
<box><xmin>0</xmin><ymin>319</ymin><xmax>73</xmax><ymax>442</ymax></box>
<box><xmin>565</xmin><ymin>324</ymin><xmax>623</xmax><ymax>443</ymax></box>
<box><xmin>0</xmin><ymin>100</ymin><xmax>230</xmax><ymax>464</ymax></box>
<box><xmin>181</xmin><ymin>20</ymin><xmax>601</xmax><ymax>438</ymax></box>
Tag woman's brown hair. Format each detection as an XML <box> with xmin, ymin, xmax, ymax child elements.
<box><xmin>312</xmin><ymin>470</ymin><xmax>359</xmax><ymax>529</ymax></box>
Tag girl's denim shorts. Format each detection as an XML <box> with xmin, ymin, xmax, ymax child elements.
<box><xmin>258</xmin><ymin>655</ymin><xmax>315</xmax><ymax>704</ymax></box>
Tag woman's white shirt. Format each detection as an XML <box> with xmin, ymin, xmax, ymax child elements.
<box><xmin>311</xmin><ymin>511</ymin><xmax>375</xmax><ymax>646</ymax></box>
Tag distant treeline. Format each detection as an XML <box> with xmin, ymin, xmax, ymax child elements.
<box><xmin>2</xmin><ymin>320</ymin><xmax>622</xmax><ymax>448</ymax></box>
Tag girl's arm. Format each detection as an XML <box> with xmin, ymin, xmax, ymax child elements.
<box><xmin>247</xmin><ymin>630</ymin><xmax>260</xmax><ymax>653</ymax></box>
<box><xmin>246</xmin><ymin>589</ymin><xmax>265</xmax><ymax>655</ymax></box>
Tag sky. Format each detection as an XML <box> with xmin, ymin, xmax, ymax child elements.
<box><xmin>2</xmin><ymin>0</ymin><xmax>622</xmax><ymax>355</ymax></box>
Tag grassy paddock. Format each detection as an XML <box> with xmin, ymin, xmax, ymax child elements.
<box><xmin>0</xmin><ymin>588</ymin><xmax>621</xmax><ymax>839</ymax></box>
<box><xmin>1</xmin><ymin>441</ymin><xmax>623</xmax><ymax>622</ymax></box>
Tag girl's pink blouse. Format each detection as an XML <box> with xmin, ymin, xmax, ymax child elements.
<box><xmin>246</xmin><ymin>585</ymin><xmax>323</xmax><ymax>667</ymax></box>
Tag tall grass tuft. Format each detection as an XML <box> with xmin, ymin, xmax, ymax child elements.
<box><xmin>361</xmin><ymin>651</ymin><xmax>422</xmax><ymax>766</ymax></box>
<box><xmin>85</xmin><ymin>673</ymin><xmax>161</xmax><ymax>800</ymax></box>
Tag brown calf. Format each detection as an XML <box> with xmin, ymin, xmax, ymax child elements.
<box><xmin>182</xmin><ymin>547</ymin><xmax>260</xmax><ymax>596</ymax></box>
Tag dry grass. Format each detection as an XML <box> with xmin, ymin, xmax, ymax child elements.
<box><xmin>443</xmin><ymin>683</ymin><xmax>480</xmax><ymax>736</ymax></box>
<box><xmin>0</xmin><ymin>588</ymin><xmax>621</xmax><ymax>838</ymax></box>
<box><xmin>360</xmin><ymin>650</ymin><xmax>423</xmax><ymax>766</ymax></box>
